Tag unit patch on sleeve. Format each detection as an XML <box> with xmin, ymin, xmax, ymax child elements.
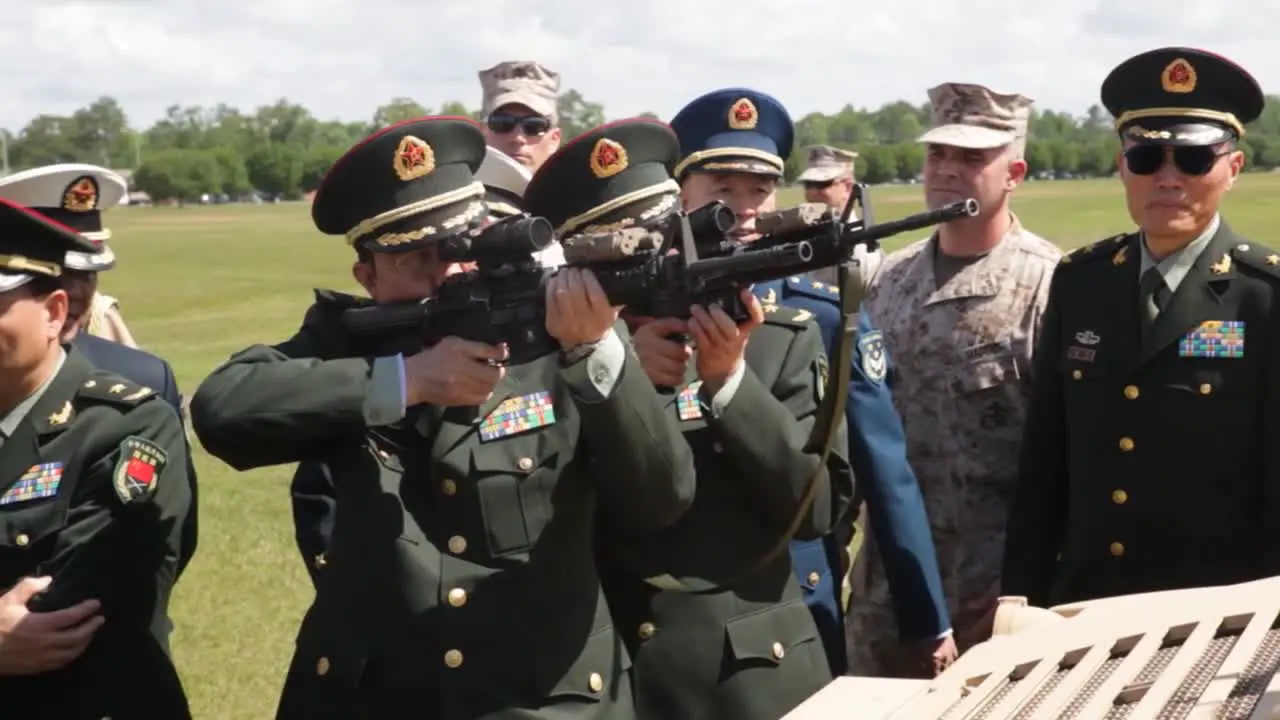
<box><xmin>112</xmin><ymin>436</ymin><xmax>167</xmax><ymax>504</ymax></box>
<box><xmin>857</xmin><ymin>330</ymin><xmax>888</xmax><ymax>384</ymax></box>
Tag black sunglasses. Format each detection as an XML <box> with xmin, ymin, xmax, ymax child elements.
<box><xmin>486</xmin><ymin>114</ymin><xmax>552</xmax><ymax>136</ymax></box>
<box><xmin>803</xmin><ymin>180</ymin><xmax>835</xmax><ymax>190</ymax></box>
<box><xmin>1123</xmin><ymin>145</ymin><xmax>1231</xmax><ymax>176</ymax></box>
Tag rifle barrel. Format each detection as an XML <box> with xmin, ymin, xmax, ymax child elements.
<box><xmin>851</xmin><ymin>198</ymin><xmax>978</xmax><ymax>245</ymax></box>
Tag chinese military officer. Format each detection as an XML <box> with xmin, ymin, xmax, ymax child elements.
<box><xmin>0</xmin><ymin>164</ymin><xmax>197</xmax><ymax>575</ymax></box>
<box><xmin>668</xmin><ymin>88</ymin><xmax>956</xmax><ymax>677</ymax></box>
<box><xmin>0</xmin><ymin>198</ymin><xmax>192</xmax><ymax>717</ymax></box>
<box><xmin>1004</xmin><ymin>48</ymin><xmax>1280</xmax><ymax>606</ymax></box>
<box><xmin>525</xmin><ymin>116</ymin><xmax>853</xmax><ymax>719</ymax></box>
<box><xmin>0</xmin><ymin>163</ymin><xmax>138</xmax><ymax>346</ymax></box>
<box><xmin>286</xmin><ymin>143</ymin><xmax>561</xmax><ymax>589</ymax></box>
<box><xmin>190</xmin><ymin>116</ymin><xmax>696</xmax><ymax>719</ymax></box>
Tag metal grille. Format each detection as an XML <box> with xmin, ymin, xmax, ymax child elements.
<box><xmin>1104</xmin><ymin>643</ymin><xmax>1186</xmax><ymax>719</ymax></box>
<box><xmin>1217</xmin><ymin>624</ymin><xmax>1280</xmax><ymax>719</ymax></box>
<box><xmin>970</xmin><ymin>678</ymin><xmax>1021</xmax><ymax>720</ymax></box>
<box><xmin>1012</xmin><ymin>664</ymin><xmax>1072</xmax><ymax>719</ymax></box>
<box><xmin>1059</xmin><ymin>654</ymin><xmax>1126</xmax><ymax>719</ymax></box>
<box><xmin>1156</xmin><ymin>631</ymin><xmax>1242</xmax><ymax>719</ymax></box>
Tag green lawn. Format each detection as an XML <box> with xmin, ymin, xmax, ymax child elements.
<box><xmin>101</xmin><ymin>173</ymin><xmax>1280</xmax><ymax>719</ymax></box>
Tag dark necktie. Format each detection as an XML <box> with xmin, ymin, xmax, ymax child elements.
<box><xmin>1139</xmin><ymin>267</ymin><xmax>1170</xmax><ymax>335</ymax></box>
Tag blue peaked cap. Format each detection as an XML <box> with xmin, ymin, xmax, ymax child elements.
<box><xmin>670</xmin><ymin>88</ymin><xmax>795</xmax><ymax>179</ymax></box>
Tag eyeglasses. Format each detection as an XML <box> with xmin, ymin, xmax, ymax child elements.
<box><xmin>486</xmin><ymin>114</ymin><xmax>552</xmax><ymax>136</ymax></box>
<box><xmin>1123</xmin><ymin>145</ymin><xmax>1231</xmax><ymax>176</ymax></box>
<box><xmin>803</xmin><ymin>180</ymin><xmax>834</xmax><ymax>190</ymax></box>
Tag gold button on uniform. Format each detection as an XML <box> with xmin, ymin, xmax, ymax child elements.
<box><xmin>1118</xmin><ymin>437</ymin><xmax>1135</xmax><ymax>452</ymax></box>
<box><xmin>1112</xmin><ymin>489</ymin><xmax>1128</xmax><ymax>505</ymax></box>
<box><xmin>1110</xmin><ymin>542</ymin><xmax>1125</xmax><ymax>557</ymax></box>
<box><xmin>638</xmin><ymin>622</ymin><xmax>656</xmax><ymax>640</ymax></box>
<box><xmin>1124</xmin><ymin>385</ymin><xmax>1139</xmax><ymax>400</ymax></box>
<box><xmin>771</xmin><ymin>642</ymin><xmax>785</xmax><ymax>660</ymax></box>
<box><xmin>448</xmin><ymin>536</ymin><xmax>467</xmax><ymax>554</ymax></box>
<box><xmin>444</xmin><ymin>649</ymin><xmax>463</xmax><ymax>668</ymax></box>
<box><xmin>1200</xmin><ymin>383</ymin><xmax>1212</xmax><ymax>395</ymax></box>
<box><xmin>517</xmin><ymin>457</ymin><xmax>533</xmax><ymax>471</ymax></box>
<box><xmin>807</xmin><ymin>571</ymin><xmax>821</xmax><ymax>586</ymax></box>
<box><xmin>588</xmin><ymin>672</ymin><xmax>604</xmax><ymax>693</ymax></box>
<box><xmin>441</xmin><ymin>479</ymin><xmax>457</xmax><ymax>496</ymax></box>
<box><xmin>14</xmin><ymin>533</ymin><xmax>28</xmax><ymax>547</ymax></box>
<box><xmin>1072</xmin><ymin>370</ymin><xmax>1082</xmax><ymax>380</ymax></box>
<box><xmin>313</xmin><ymin>553</ymin><xmax>327</xmax><ymax>570</ymax></box>
<box><xmin>448</xmin><ymin>588</ymin><xmax>467</xmax><ymax>607</ymax></box>
<box><xmin>316</xmin><ymin>657</ymin><xmax>331</xmax><ymax>675</ymax></box>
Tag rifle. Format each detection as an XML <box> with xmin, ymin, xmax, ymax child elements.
<box><xmin>340</xmin><ymin>189</ymin><xmax>978</xmax><ymax>362</ymax></box>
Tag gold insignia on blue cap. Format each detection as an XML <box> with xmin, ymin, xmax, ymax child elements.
<box><xmin>1161</xmin><ymin>58</ymin><xmax>1197</xmax><ymax>94</ymax></box>
<box><xmin>393</xmin><ymin>136</ymin><xmax>435</xmax><ymax>181</ymax></box>
<box><xmin>589</xmin><ymin>138</ymin><xmax>628</xmax><ymax>179</ymax></box>
<box><xmin>62</xmin><ymin>176</ymin><xmax>98</xmax><ymax>213</ymax></box>
<box><xmin>728</xmin><ymin>98</ymin><xmax>758</xmax><ymax>130</ymax></box>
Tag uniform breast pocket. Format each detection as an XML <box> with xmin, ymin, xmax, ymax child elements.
<box><xmin>472</xmin><ymin>430</ymin><xmax>566</xmax><ymax>557</ymax></box>
<box><xmin>0</xmin><ymin>491</ymin><xmax>71</xmax><ymax>582</ymax></box>
<box><xmin>949</xmin><ymin>347</ymin><xmax>1021</xmax><ymax>397</ymax></box>
<box><xmin>1165</xmin><ymin>368</ymin><xmax>1226</xmax><ymax>398</ymax></box>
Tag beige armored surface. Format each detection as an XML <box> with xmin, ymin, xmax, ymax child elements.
<box><xmin>787</xmin><ymin>576</ymin><xmax>1280</xmax><ymax>719</ymax></box>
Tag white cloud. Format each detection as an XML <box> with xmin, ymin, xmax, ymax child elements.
<box><xmin>2</xmin><ymin>0</ymin><xmax>1278</xmax><ymax>132</ymax></box>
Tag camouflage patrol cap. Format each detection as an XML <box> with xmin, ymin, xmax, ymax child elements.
<box><xmin>479</xmin><ymin>61</ymin><xmax>561</xmax><ymax>121</ymax></box>
<box><xmin>918</xmin><ymin>83</ymin><xmax>1034</xmax><ymax>150</ymax></box>
<box><xmin>797</xmin><ymin>145</ymin><xmax>858</xmax><ymax>183</ymax></box>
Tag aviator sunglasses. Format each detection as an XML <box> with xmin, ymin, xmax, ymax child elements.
<box><xmin>1123</xmin><ymin>145</ymin><xmax>1231</xmax><ymax>176</ymax></box>
<box><xmin>486</xmin><ymin>113</ymin><xmax>552</xmax><ymax>136</ymax></box>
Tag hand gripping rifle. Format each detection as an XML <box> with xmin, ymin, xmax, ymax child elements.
<box><xmin>339</xmin><ymin>187</ymin><xmax>978</xmax><ymax>367</ymax></box>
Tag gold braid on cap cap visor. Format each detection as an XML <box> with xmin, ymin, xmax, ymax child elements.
<box><xmin>485</xmin><ymin>200</ymin><xmax>522</xmax><ymax>218</ymax></box>
<box><xmin>556</xmin><ymin>179</ymin><xmax>680</xmax><ymax>237</ymax></box>
<box><xmin>1115</xmin><ymin>108</ymin><xmax>1246</xmax><ymax>139</ymax></box>
<box><xmin>343</xmin><ymin>182</ymin><xmax>487</xmax><ymax>246</ymax></box>
<box><xmin>0</xmin><ymin>255</ymin><xmax>61</xmax><ymax>277</ymax></box>
<box><xmin>673</xmin><ymin>148</ymin><xmax>785</xmax><ymax>179</ymax></box>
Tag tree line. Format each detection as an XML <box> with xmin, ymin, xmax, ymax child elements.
<box><xmin>6</xmin><ymin>90</ymin><xmax>1280</xmax><ymax>203</ymax></box>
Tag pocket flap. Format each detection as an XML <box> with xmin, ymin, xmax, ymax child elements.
<box><xmin>951</xmin><ymin>352</ymin><xmax>1020</xmax><ymax>395</ymax></box>
<box><xmin>538</xmin><ymin>626</ymin><xmax>630</xmax><ymax>701</ymax></box>
<box><xmin>724</xmin><ymin>601</ymin><xmax>819</xmax><ymax>664</ymax></box>
<box><xmin>470</xmin><ymin>439</ymin><xmax>557</xmax><ymax>476</ymax></box>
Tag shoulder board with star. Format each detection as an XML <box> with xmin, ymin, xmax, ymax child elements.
<box><xmin>1229</xmin><ymin>241</ymin><xmax>1280</xmax><ymax>280</ymax></box>
<box><xmin>1061</xmin><ymin>233</ymin><xmax>1131</xmax><ymax>265</ymax></box>
<box><xmin>784</xmin><ymin>276</ymin><xmax>840</xmax><ymax>303</ymax></box>
<box><xmin>762</xmin><ymin>302</ymin><xmax>819</xmax><ymax>329</ymax></box>
<box><xmin>76</xmin><ymin>372</ymin><xmax>158</xmax><ymax>408</ymax></box>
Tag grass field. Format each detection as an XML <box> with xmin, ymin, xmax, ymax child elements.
<box><xmin>102</xmin><ymin>174</ymin><xmax>1280</xmax><ymax>718</ymax></box>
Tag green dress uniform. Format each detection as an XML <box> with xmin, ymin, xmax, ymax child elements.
<box><xmin>0</xmin><ymin>199</ymin><xmax>192</xmax><ymax>717</ymax></box>
<box><xmin>188</xmin><ymin>118</ymin><xmax>696</xmax><ymax>720</ymax></box>
<box><xmin>1003</xmin><ymin>48</ymin><xmax>1280</xmax><ymax>606</ymax></box>
<box><xmin>523</xmin><ymin>118</ymin><xmax>854</xmax><ymax>719</ymax></box>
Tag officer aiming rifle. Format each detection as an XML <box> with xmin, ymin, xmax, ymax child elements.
<box><xmin>340</xmin><ymin>188</ymin><xmax>978</xmax><ymax>355</ymax></box>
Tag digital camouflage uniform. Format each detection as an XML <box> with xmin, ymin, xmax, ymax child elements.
<box><xmin>847</xmin><ymin>217</ymin><xmax>1059</xmax><ymax>673</ymax></box>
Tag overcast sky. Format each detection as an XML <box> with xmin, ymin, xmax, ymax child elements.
<box><xmin>3</xmin><ymin>0</ymin><xmax>1276</xmax><ymax>131</ymax></box>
